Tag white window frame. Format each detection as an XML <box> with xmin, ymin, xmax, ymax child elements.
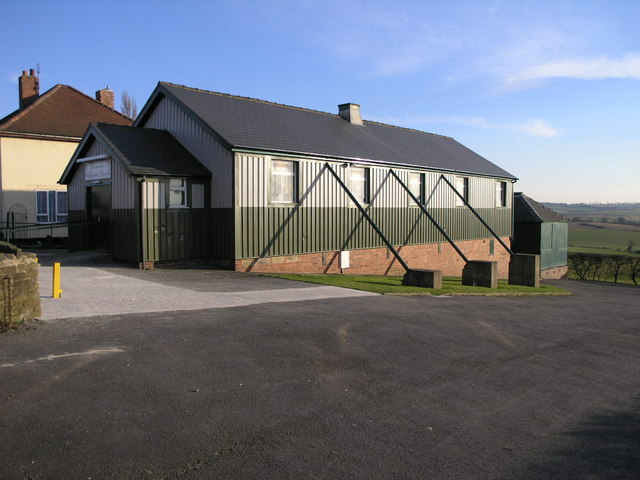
<box><xmin>36</xmin><ymin>190</ymin><xmax>49</xmax><ymax>223</ymax></box>
<box><xmin>408</xmin><ymin>172</ymin><xmax>424</xmax><ymax>205</ymax></box>
<box><xmin>169</xmin><ymin>178</ymin><xmax>188</xmax><ymax>208</ymax></box>
<box><xmin>496</xmin><ymin>181</ymin><xmax>507</xmax><ymax>207</ymax></box>
<box><xmin>56</xmin><ymin>191</ymin><xmax>68</xmax><ymax>222</ymax></box>
<box><xmin>350</xmin><ymin>166</ymin><xmax>370</xmax><ymax>204</ymax></box>
<box><xmin>455</xmin><ymin>177</ymin><xmax>469</xmax><ymax>207</ymax></box>
<box><xmin>270</xmin><ymin>159</ymin><xmax>298</xmax><ymax>204</ymax></box>
<box><xmin>35</xmin><ymin>190</ymin><xmax>67</xmax><ymax>224</ymax></box>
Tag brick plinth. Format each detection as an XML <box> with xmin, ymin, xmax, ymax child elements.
<box><xmin>235</xmin><ymin>237</ymin><xmax>512</xmax><ymax>278</ymax></box>
<box><xmin>540</xmin><ymin>265</ymin><xmax>568</xmax><ymax>280</ymax></box>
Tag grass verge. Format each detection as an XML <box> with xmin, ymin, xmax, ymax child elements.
<box><xmin>264</xmin><ymin>274</ymin><xmax>570</xmax><ymax>296</ymax></box>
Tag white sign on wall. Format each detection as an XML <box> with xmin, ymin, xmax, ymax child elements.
<box><xmin>85</xmin><ymin>159</ymin><xmax>111</xmax><ymax>182</ymax></box>
<box><xmin>340</xmin><ymin>250</ymin><xmax>350</xmax><ymax>269</ymax></box>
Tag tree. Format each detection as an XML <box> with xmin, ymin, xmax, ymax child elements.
<box><xmin>604</xmin><ymin>255</ymin><xmax>627</xmax><ymax>283</ymax></box>
<box><xmin>120</xmin><ymin>91</ymin><xmax>138</xmax><ymax>120</ymax></box>
<box><xmin>568</xmin><ymin>253</ymin><xmax>591</xmax><ymax>280</ymax></box>
<box><xmin>627</xmin><ymin>257</ymin><xmax>640</xmax><ymax>285</ymax></box>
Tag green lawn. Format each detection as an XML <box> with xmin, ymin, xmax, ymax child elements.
<box><xmin>265</xmin><ymin>274</ymin><xmax>569</xmax><ymax>296</ymax></box>
<box><xmin>569</xmin><ymin>228</ymin><xmax>640</xmax><ymax>255</ymax></box>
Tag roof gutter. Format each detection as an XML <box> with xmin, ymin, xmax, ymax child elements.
<box><xmin>0</xmin><ymin>130</ymin><xmax>80</xmax><ymax>142</ymax></box>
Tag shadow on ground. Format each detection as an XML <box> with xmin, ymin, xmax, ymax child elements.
<box><xmin>517</xmin><ymin>397</ymin><xmax>640</xmax><ymax>479</ymax></box>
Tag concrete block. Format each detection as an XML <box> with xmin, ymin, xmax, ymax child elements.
<box><xmin>462</xmin><ymin>261</ymin><xmax>498</xmax><ymax>289</ymax></box>
<box><xmin>0</xmin><ymin>241</ymin><xmax>21</xmax><ymax>257</ymax></box>
<box><xmin>509</xmin><ymin>254</ymin><xmax>540</xmax><ymax>287</ymax></box>
<box><xmin>0</xmin><ymin>253</ymin><xmax>40</xmax><ymax>328</ymax></box>
<box><xmin>402</xmin><ymin>269</ymin><xmax>443</xmax><ymax>289</ymax></box>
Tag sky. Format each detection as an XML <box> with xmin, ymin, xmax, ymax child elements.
<box><xmin>1</xmin><ymin>0</ymin><xmax>639</xmax><ymax>203</ymax></box>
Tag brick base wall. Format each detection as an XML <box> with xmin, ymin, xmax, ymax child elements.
<box><xmin>1</xmin><ymin>252</ymin><xmax>41</xmax><ymax>330</ymax></box>
<box><xmin>540</xmin><ymin>265</ymin><xmax>568</xmax><ymax>280</ymax></box>
<box><xmin>235</xmin><ymin>238</ymin><xmax>512</xmax><ymax>278</ymax></box>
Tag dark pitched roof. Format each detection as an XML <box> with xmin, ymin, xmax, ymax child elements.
<box><xmin>142</xmin><ymin>82</ymin><xmax>516</xmax><ymax>180</ymax></box>
<box><xmin>514</xmin><ymin>192</ymin><xmax>566</xmax><ymax>223</ymax></box>
<box><xmin>0</xmin><ymin>85</ymin><xmax>131</xmax><ymax>138</ymax></box>
<box><xmin>76</xmin><ymin>123</ymin><xmax>212</xmax><ymax>179</ymax></box>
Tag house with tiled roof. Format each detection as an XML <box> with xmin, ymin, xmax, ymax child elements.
<box><xmin>0</xmin><ymin>69</ymin><xmax>131</xmax><ymax>242</ymax></box>
<box><xmin>60</xmin><ymin>81</ymin><xmax>520</xmax><ymax>278</ymax></box>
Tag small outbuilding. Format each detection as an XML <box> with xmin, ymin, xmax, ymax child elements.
<box><xmin>512</xmin><ymin>192</ymin><xmax>568</xmax><ymax>279</ymax></box>
<box><xmin>61</xmin><ymin>82</ymin><xmax>519</xmax><ymax>276</ymax></box>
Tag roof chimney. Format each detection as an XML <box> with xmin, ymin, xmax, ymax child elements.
<box><xmin>19</xmin><ymin>69</ymin><xmax>39</xmax><ymax>110</ymax></box>
<box><xmin>95</xmin><ymin>87</ymin><xmax>114</xmax><ymax>109</ymax></box>
<box><xmin>338</xmin><ymin>103</ymin><xmax>363</xmax><ymax>125</ymax></box>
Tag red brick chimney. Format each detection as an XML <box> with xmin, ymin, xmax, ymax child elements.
<box><xmin>95</xmin><ymin>87</ymin><xmax>114</xmax><ymax>109</ymax></box>
<box><xmin>19</xmin><ymin>69</ymin><xmax>39</xmax><ymax>109</ymax></box>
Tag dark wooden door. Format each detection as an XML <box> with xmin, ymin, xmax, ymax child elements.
<box><xmin>88</xmin><ymin>185</ymin><xmax>111</xmax><ymax>251</ymax></box>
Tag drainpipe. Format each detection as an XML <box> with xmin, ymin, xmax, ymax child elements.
<box><xmin>139</xmin><ymin>177</ymin><xmax>147</xmax><ymax>270</ymax></box>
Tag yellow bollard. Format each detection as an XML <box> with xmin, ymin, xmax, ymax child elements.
<box><xmin>52</xmin><ymin>262</ymin><xmax>63</xmax><ymax>298</ymax></box>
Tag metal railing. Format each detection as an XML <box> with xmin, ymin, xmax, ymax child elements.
<box><xmin>1</xmin><ymin>221</ymin><xmax>69</xmax><ymax>242</ymax></box>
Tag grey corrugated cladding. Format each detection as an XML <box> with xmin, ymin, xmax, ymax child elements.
<box><xmin>91</xmin><ymin>123</ymin><xmax>212</xmax><ymax>177</ymax></box>
<box><xmin>514</xmin><ymin>193</ymin><xmax>565</xmax><ymax>223</ymax></box>
<box><xmin>156</xmin><ymin>82</ymin><xmax>516</xmax><ymax>180</ymax></box>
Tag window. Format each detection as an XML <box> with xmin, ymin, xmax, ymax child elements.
<box><xmin>408</xmin><ymin>172</ymin><xmax>424</xmax><ymax>205</ymax></box>
<box><xmin>350</xmin><ymin>166</ymin><xmax>370</xmax><ymax>204</ymax></box>
<box><xmin>455</xmin><ymin>176</ymin><xmax>469</xmax><ymax>207</ymax></box>
<box><xmin>169</xmin><ymin>179</ymin><xmax>187</xmax><ymax>207</ymax></box>
<box><xmin>271</xmin><ymin>159</ymin><xmax>297</xmax><ymax>203</ymax></box>
<box><xmin>36</xmin><ymin>190</ymin><xmax>67</xmax><ymax>223</ymax></box>
<box><xmin>57</xmin><ymin>191</ymin><xmax>68</xmax><ymax>221</ymax></box>
<box><xmin>496</xmin><ymin>181</ymin><xmax>507</xmax><ymax>207</ymax></box>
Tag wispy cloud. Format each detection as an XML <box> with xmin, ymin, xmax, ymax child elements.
<box><xmin>266</xmin><ymin>1</ymin><xmax>640</xmax><ymax>89</ymax></box>
<box><xmin>6</xmin><ymin>72</ymin><xmax>21</xmax><ymax>84</ymax></box>
<box><xmin>296</xmin><ymin>2</ymin><xmax>466</xmax><ymax>77</ymax></box>
<box><xmin>506</xmin><ymin>54</ymin><xmax>640</xmax><ymax>83</ymax></box>
<box><xmin>381</xmin><ymin>115</ymin><xmax>562</xmax><ymax>138</ymax></box>
<box><xmin>515</xmin><ymin>119</ymin><xmax>561</xmax><ymax>138</ymax></box>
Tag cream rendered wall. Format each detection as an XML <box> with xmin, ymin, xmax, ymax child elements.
<box><xmin>0</xmin><ymin>136</ymin><xmax>77</xmax><ymax>224</ymax></box>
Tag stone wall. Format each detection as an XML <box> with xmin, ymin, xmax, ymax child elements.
<box><xmin>0</xmin><ymin>243</ymin><xmax>41</xmax><ymax>331</ymax></box>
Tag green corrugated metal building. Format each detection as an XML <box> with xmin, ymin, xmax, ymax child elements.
<box><xmin>512</xmin><ymin>193</ymin><xmax>568</xmax><ymax>279</ymax></box>
<box><xmin>60</xmin><ymin>82</ymin><xmax>519</xmax><ymax>276</ymax></box>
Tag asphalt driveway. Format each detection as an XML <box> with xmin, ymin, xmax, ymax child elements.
<box><xmin>1</xmin><ymin>268</ymin><xmax>639</xmax><ymax>479</ymax></box>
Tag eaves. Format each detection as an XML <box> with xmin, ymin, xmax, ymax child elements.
<box><xmin>0</xmin><ymin>130</ymin><xmax>80</xmax><ymax>143</ymax></box>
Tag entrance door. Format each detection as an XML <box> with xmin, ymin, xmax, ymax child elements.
<box><xmin>88</xmin><ymin>185</ymin><xmax>111</xmax><ymax>251</ymax></box>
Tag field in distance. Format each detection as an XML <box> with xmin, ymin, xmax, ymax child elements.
<box><xmin>544</xmin><ymin>202</ymin><xmax>640</xmax><ymax>225</ymax></box>
<box><xmin>568</xmin><ymin>222</ymin><xmax>640</xmax><ymax>255</ymax></box>
<box><xmin>542</xmin><ymin>202</ymin><xmax>640</xmax><ymax>255</ymax></box>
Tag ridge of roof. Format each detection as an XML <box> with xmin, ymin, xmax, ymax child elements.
<box><xmin>0</xmin><ymin>84</ymin><xmax>130</xmax><ymax>134</ymax></box>
<box><xmin>60</xmin><ymin>84</ymin><xmax>131</xmax><ymax>121</ymax></box>
<box><xmin>159</xmin><ymin>81</ymin><xmax>450</xmax><ymax>140</ymax></box>
<box><xmin>514</xmin><ymin>192</ymin><xmax>565</xmax><ymax>223</ymax></box>
<box><xmin>90</xmin><ymin>122</ymin><xmax>131</xmax><ymax>166</ymax></box>
<box><xmin>0</xmin><ymin>84</ymin><xmax>65</xmax><ymax>130</ymax></box>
